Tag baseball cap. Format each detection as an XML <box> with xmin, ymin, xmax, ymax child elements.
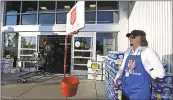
<box><xmin>126</xmin><ymin>30</ymin><xmax>146</xmax><ymax>37</ymax></box>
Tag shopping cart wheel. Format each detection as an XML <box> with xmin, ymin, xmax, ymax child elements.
<box><xmin>17</xmin><ymin>78</ymin><xmax>21</xmax><ymax>82</ymax></box>
<box><xmin>22</xmin><ymin>79</ymin><xmax>27</xmax><ymax>83</ymax></box>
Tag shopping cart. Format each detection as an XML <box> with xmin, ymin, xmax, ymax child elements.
<box><xmin>17</xmin><ymin>52</ymin><xmax>46</xmax><ymax>83</ymax></box>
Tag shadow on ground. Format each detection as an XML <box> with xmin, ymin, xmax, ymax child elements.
<box><xmin>1</xmin><ymin>72</ymin><xmax>63</xmax><ymax>86</ymax></box>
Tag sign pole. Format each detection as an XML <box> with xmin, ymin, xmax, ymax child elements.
<box><xmin>60</xmin><ymin>1</ymin><xmax>85</xmax><ymax>100</ymax></box>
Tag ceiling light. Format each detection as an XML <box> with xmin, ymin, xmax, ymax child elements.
<box><xmin>89</xmin><ymin>4</ymin><xmax>96</xmax><ymax>8</ymax></box>
<box><xmin>64</xmin><ymin>5</ymin><xmax>70</xmax><ymax>9</ymax></box>
<box><xmin>40</xmin><ymin>7</ymin><xmax>47</xmax><ymax>10</ymax></box>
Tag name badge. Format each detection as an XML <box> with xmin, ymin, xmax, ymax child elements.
<box><xmin>125</xmin><ymin>71</ymin><xmax>129</xmax><ymax>77</ymax></box>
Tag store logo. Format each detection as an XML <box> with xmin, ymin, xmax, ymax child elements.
<box><xmin>70</xmin><ymin>7</ymin><xmax>77</xmax><ymax>25</ymax></box>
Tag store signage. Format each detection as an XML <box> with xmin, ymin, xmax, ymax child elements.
<box><xmin>66</xmin><ymin>1</ymin><xmax>85</xmax><ymax>34</ymax></box>
<box><xmin>70</xmin><ymin>8</ymin><xmax>76</xmax><ymax>25</ymax></box>
<box><xmin>91</xmin><ymin>63</ymin><xmax>99</xmax><ymax>69</ymax></box>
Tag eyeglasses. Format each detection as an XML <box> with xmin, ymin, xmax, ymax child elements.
<box><xmin>129</xmin><ymin>36</ymin><xmax>136</xmax><ymax>39</ymax></box>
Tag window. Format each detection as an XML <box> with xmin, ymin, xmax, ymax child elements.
<box><xmin>21</xmin><ymin>36</ymin><xmax>37</xmax><ymax>49</ymax></box>
<box><xmin>38</xmin><ymin>1</ymin><xmax>55</xmax><ymax>24</ymax></box>
<box><xmin>39</xmin><ymin>1</ymin><xmax>55</xmax><ymax>13</ymax></box>
<box><xmin>96</xmin><ymin>33</ymin><xmax>117</xmax><ymax>56</ymax></box>
<box><xmin>85</xmin><ymin>1</ymin><xmax>96</xmax><ymax>24</ymax></box>
<box><xmin>5</xmin><ymin>15</ymin><xmax>20</xmax><ymax>25</ymax></box>
<box><xmin>56</xmin><ymin>12</ymin><xmax>67</xmax><ymax>24</ymax></box>
<box><xmin>6</xmin><ymin>1</ymin><xmax>21</xmax><ymax>14</ymax></box>
<box><xmin>85</xmin><ymin>12</ymin><xmax>96</xmax><ymax>24</ymax></box>
<box><xmin>5</xmin><ymin>1</ymin><xmax>21</xmax><ymax>25</ymax></box>
<box><xmin>20</xmin><ymin>50</ymin><xmax>36</xmax><ymax>55</ymax></box>
<box><xmin>56</xmin><ymin>1</ymin><xmax>75</xmax><ymax>24</ymax></box>
<box><xmin>56</xmin><ymin>1</ymin><xmax>75</xmax><ymax>12</ymax></box>
<box><xmin>96</xmin><ymin>1</ymin><xmax>119</xmax><ymax>24</ymax></box>
<box><xmin>4</xmin><ymin>33</ymin><xmax>18</xmax><ymax>48</ymax></box>
<box><xmin>97</xmin><ymin>11</ymin><xmax>119</xmax><ymax>24</ymax></box>
<box><xmin>97</xmin><ymin>1</ymin><xmax>119</xmax><ymax>10</ymax></box>
<box><xmin>22</xmin><ymin>1</ymin><xmax>38</xmax><ymax>14</ymax></box>
<box><xmin>74</xmin><ymin>37</ymin><xmax>92</xmax><ymax>50</ymax></box>
<box><xmin>3</xmin><ymin>33</ymin><xmax>18</xmax><ymax>62</ymax></box>
<box><xmin>85</xmin><ymin>1</ymin><xmax>96</xmax><ymax>11</ymax></box>
<box><xmin>39</xmin><ymin>14</ymin><xmax>55</xmax><ymax>24</ymax></box>
<box><xmin>21</xmin><ymin>14</ymin><xmax>37</xmax><ymax>25</ymax></box>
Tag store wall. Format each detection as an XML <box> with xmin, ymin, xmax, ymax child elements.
<box><xmin>127</xmin><ymin>1</ymin><xmax>173</xmax><ymax>73</ymax></box>
<box><xmin>117</xmin><ymin>1</ymin><xmax>129</xmax><ymax>51</ymax></box>
<box><xmin>2</xmin><ymin>24</ymin><xmax>120</xmax><ymax>33</ymax></box>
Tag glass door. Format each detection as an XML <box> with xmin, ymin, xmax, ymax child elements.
<box><xmin>71</xmin><ymin>32</ymin><xmax>96</xmax><ymax>76</ymax></box>
<box><xmin>17</xmin><ymin>33</ymin><xmax>38</xmax><ymax>68</ymax></box>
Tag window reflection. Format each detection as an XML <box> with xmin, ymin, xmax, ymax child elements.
<box><xmin>4</xmin><ymin>33</ymin><xmax>18</xmax><ymax>48</ymax></box>
<box><xmin>97</xmin><ymin>1</ymin><xmax>119</xmax><ymax>10</ymax></box>
<box><xmin>56</xmin><ymin>1</ymin><xmax>75</xmax><ymax>12</ymax></box>
<box><xmin>74</xmin><ymin>37</ymin><xmax>91</xmax><ymax>50</ymax></box>
<box><xmin>22</xmin><ymin>14</ymin><xmax>37</xmax><ymax>25</ymax></box>
<box><xmin>85</xmin><ymin>11</ymin><xmax>96</xmax><ymax>24</ymax></box>
<box><xmin>97</xmin><ymin>11</ymin><xmax>119</xmax><ymax>24</ymax></box>
<box><xmin>21</xmin><ymin>36</ymin><xmax>36</xmax><ymax>49</ymax></box>
<box><xmin>5</xmin><ymin>15</ymin><xmax>20</xmax><ymax>25</ymax></box>
<box><xmin>6</xmin><ymin>1</ymin><xmax>21</xmax><ymax>14</ymax></box>
<box><xmin>39</xmin><ymin>1</ymin><xmax>55</xmax><ymax>13</ymax></box>
<box><xmin>85</xmin><ymin>1</ymin><xmax>96</xmax><ymax>11</ymax></box>
<box><xmin>56</xmin><ymin>13</ymin><xmax>67</xmax><ymax>24</ymax></box>
<box><xmin>39</xmin><ymin>14</ymin><xmax>55</xmax><ymax>24</ymax></box>
<box><xmin>96</xmin><ymin>33</ymin><xmax>117</xmax><ymax>56</ymax></box>
<box><xmin>22</xmin><ymin>1</ymin><xmax>38</xmax><ymax>13</ymax></box>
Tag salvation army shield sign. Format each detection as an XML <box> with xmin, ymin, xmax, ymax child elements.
<box><xmin>70</xmin><ymin>8</ymin><xmax>76</xmax><ymax>25</ymax></box>
<box><xmin>66</xmin><ymin>1</ymin><xmax>85</xmax><ymax>34</ymax></box>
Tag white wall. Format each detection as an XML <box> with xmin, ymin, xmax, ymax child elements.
<box><xmin>127</xmin><ymin>1</ymin><xmax>173</xmax><ymax>73</ymax></box>
<box><xmin>118</xmin><ymin>1</ymin><xmax>129</xmax><ymax>51</ymax></box>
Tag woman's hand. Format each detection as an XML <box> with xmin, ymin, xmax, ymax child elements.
<box><xmin>114</xmin><ymin>77</ymin><xmax>119</xmax><ymax>86</ymax></box>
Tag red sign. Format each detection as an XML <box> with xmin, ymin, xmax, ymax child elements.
<box><xmin>70</xmin><ymin>7</ymin><xmax>77</xmax><ymax>25</ymax></box>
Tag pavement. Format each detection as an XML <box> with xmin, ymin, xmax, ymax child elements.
<box><xmin>1</xmin><ymin>73</ymin><xmax>107</xmax><ymax>100</ymax></box>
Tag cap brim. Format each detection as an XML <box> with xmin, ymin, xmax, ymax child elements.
<box><xmin>126</xmin><ymin>33</ymin><xmax>131</xmax><ymax>37</ymax></box>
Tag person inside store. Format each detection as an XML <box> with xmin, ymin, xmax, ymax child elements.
<box><xmin>41</xmin><ymin>39</ymin><xmax>54</xmax><ymax>73</ymax></box>
<box><xmin>114</xmin><ymin>30</ymin><xmax>165</xmax><ymax>100</ymax></box>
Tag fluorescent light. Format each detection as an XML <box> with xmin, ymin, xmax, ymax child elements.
<box><xmin>40</xmin><ymin>7</ymin><xmax>47</xmax><ymax>10</ymax></box>
<box><xmin>89</xmin><ymin>4</ymin><xmax>96</xmax><ymax>8</ymax></box>
<box><xmin>64</xmin><ymin>5</ymin><xmax>70</xmax><ymax>9</ymax></box>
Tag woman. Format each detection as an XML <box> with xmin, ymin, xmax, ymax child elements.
<box><xmin>114</xmin><ymin>30</ymin><xmax>165</xmax><ymax>100</ymax></box>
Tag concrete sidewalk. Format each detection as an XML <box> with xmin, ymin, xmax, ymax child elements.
<box><xmin>1</xmin><ymin>74</ymin><xmax>107</xmax><ymax>100</ymax></box>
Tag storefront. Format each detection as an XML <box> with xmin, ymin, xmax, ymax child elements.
<box><xmin>1</xmin><ymin>1</ymin><xmax>120</xmax><ymax>75</ymax></box>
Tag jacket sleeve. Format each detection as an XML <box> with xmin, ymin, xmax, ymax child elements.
<box><xmin>142</xmin><ymin>47</ymin><xmax>165</xmax><ymax>79</ymax></box>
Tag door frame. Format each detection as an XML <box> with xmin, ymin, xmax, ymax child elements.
<box><xmin>17</xmin><ymin>32</ymin><xmax>38</xmax><ymax>68</ymax></box>
<box><xmin>71</xmin><ymin>32</ymin><xmax>96</xmax><ymax>75</ymax></box>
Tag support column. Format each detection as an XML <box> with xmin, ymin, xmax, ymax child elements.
<box><xmin>0</xmin><ymin>1</ymin><xmax>4</xmax><ymax>63</ymax></box>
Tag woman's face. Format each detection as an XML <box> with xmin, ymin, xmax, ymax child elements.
<box><xmin>129</xmin><ymin>35</ymin><xmax>141</xmax><ymax>46</ymax></box>
<box><xmin>43</xmin><ymin>41</ymin><xmax>47</xmax><ymax>46</ymax></box>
